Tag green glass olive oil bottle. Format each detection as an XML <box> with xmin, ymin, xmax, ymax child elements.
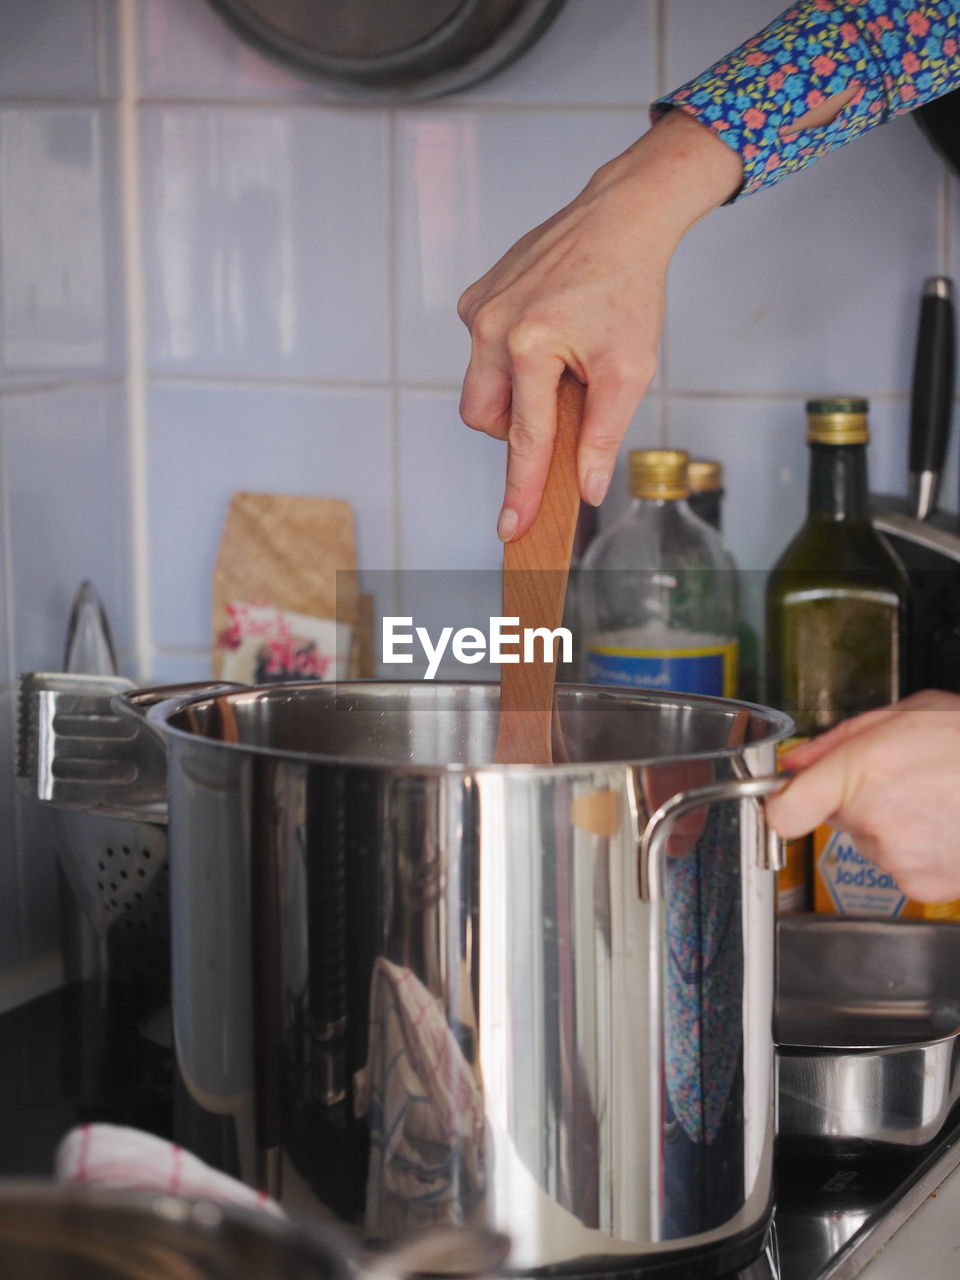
<box><xmin>765</xmin><ymin>398</ymin><xmax>909</xmax><ymax>914</ymax></box>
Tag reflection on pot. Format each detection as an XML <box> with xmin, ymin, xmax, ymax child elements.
<box><xmin>353</xmin><ymin>957</ymin><xmax>486</xmax><ymax>1238</ymax></box>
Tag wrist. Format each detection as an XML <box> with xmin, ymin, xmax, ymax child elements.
<box><xmin>586</xmin><ymin>108</ymin><xmax>743</xmax><ymax>250</ymax></box>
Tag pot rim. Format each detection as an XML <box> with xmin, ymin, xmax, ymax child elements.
<box><xmin>144</xmin><ymin>679</ymin><xmax>795</xmax><ymax>775</ymax></box>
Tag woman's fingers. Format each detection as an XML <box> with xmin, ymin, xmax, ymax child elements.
<box><xmin>779</xmin><ymin>701</ymin><xmax>903</xmax><ymax>768</ymax></box>
<box><xmin>459</xmin><ymin>348</ymin><xmax>513</xmax><ymax>442</ymax></box>
<box><xmin>766</xmin><ymin>691</ymin><xmax>960</xmax><ymax>903</ymax></box>
<box><xmin>577</xmin><ymin>360</ymin><xmax>655</xmax><ymax>507</ymax></box>
<box><xmin>498</xmin><ymin>354</ymin><xmax>567</xmax><ymax>541</ymax></box>
<box><xmin>764</xmin><ymin>750</ymin><xmax>854</xmax><ymax>841</ymax></box>
<box><xmin>462</xmin><ymin>330</ymin><xmax>646</xmax><ymax>533</ymax></box>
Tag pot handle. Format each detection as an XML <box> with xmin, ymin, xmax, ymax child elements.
<box><xmin>632</xmin><ymin>772</ymin><xmax>793</xmax><ymax>904</ymax></box>
<box><xmin>114</xmin><ymin>681</ymin><xmax>243</xmax><ymax>739</ymax></box>
<box><xmin>100</xmin><ymin>682</ymin><xmax>245</xmax><ymax>820</ymax></box>
<box><xmin>115</xmin><ymin>681</ymin><xmax>242</xmax><ymax>726</ymax></box>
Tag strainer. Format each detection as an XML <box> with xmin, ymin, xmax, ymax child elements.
<box><xmin>52</xmin><ymin>808</ymin><xmax>170</xmax><ymax>994</ymax></box>
<box><xmin>15</xmin><ymin>674</ymin><xmax>210</xmax><ymax>1003</ymax></box>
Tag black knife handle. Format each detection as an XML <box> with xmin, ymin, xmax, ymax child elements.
<box><xmin>909</xmin><ymin>276</ymin><xmax>955</xmax><ymax>481</ymax></box>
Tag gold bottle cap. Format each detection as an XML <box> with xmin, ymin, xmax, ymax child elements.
<box><xmin>687</xmin><ymin>458</ymin><xmax>723</xmax><ymax>493</ymax></box>
<box><xmin>629</xmin><ymin>448</ymin><xmax>690</xmax><ymax>499</ymax></box>
<box><xmin>806</xmin><ymin>397</ymin><xmax>869</xmax><ymax>445</ymax></box>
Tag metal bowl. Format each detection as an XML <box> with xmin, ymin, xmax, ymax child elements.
<box><xmin>0</xmin><ymin>1182</ymin><xmax>510</xmax><ymax>1279</ymax></box>
<box><xmin>776</xmin><ymin>917</ymin><xmax>960</xmax><ymax>1147</ymax></box>
<box><xmin>0</xmin><ymin>1183</ymin><xmax>354</xmax><ymax>1280</ymax></box>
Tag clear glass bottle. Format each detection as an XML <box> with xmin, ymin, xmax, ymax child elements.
<box><xmin>765</xmin><ymin>397</ymin><xmax>910</xmax><ymax>915</ymax></box>
<box><xmin>580</xmin><ymin>449</ymin><xmax>739</xmax><ymax>696</ymax></box>
<box><xmin>557</xmin><ymin>502</ymin><xmax>598</xmax><ymax>683</ymax></box>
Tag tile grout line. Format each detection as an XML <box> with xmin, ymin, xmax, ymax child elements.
<box><xmin>94</xmin><ymin>0</ymin><xmax>107</xmax><ymax>97</ymax></box>
<box><xmin>653</xmin><ymin>0</ymin><xmax>670</xmax><ymax>449</ymax></box>
<box><xmin>125</xmin><ymin>374</ymin><xmax>930</xmax><ymax>403</ymax></box>
<box><xmin>0</xmin><ymin>394</ymin><xmax>28</xmax><ymax>965</ymax></box>
<box><xmin>118</xmin><ymin>0</ymin><xmax>152</xmax><ymax>681</ymax></box>
<box><xmin>0</xmin><ymin>76</ymin><xmax>28</xmax><ymax>957</ymax></box>
<box><xmin>942</xmin><ymin>162</ymin><xmax>953</xmax><ymax>280</ymax></box>
<box><xmin>0</xmin><ymin>376</ymin><xmax>126</xmax><ymax>399</ymax></box>
<box><xmin>387</xmin><ymin>109</ymin><xmax>402</xmax><ymax>599</ymax></box>
<box><xmin>652</xmin><ymin>0</ymin><xmax>667</xmax><ymax>103</ymax></box>
<box><xmin>101</xmin><ymin>96</ymin><xmax>657</xmax><ymax>115</ymax></box>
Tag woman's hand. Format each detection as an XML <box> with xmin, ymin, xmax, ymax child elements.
<box><xmin>765</xmin><ymin>690</ymin><xmax>960</xmax><ymax>903</ymax></box>
<box><xmin>457</xmin><ymin>108</ymin><xmax>742</xmax><ymax>541</ymax></box>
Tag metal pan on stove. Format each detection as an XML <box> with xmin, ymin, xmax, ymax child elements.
<box><xmin>776</xmin><ymin>917</ymin><xmax>960</xmax><ymax>1147</ymax></box>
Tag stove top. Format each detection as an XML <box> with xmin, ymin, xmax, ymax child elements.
<box><xmin>773</xmin><ymin>1128</ymin><xmax>960</xmax><ymax>1280</ymax></box>
<box><xmin>0</xmin><ymin>982</ymin><xmax>172</xmax><ymax>1177</ymax></box>
<box><xmin>1</xmin><ymin>983</ymin><xmax>958</xmax><ymax>1279</ymax></box>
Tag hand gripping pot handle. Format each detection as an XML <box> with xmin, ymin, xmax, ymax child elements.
<box><xmin>634</xmin><ymin>773</ymin><xmax>793</xmax><ymax>903</ymax></box>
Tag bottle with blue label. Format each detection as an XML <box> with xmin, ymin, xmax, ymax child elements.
<box><xmin>580</xmin><ymin>449</ymin><xmax>739</xmax><ymax>697</ymax></box>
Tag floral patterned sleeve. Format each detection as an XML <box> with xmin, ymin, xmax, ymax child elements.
<box><xmin>653</xmin><ymin>1</ymin><xmax>960</xmax><ymax>200</ymax></box>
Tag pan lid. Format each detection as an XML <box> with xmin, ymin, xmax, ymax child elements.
<box><xmin>205</xmin><ymin>0</ymin><xmax>567</xmax><ymax>101</ymax></box>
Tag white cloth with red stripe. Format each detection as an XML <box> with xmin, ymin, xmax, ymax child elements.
<box><xmin>54</xmin><ymin>958</ymin><xmax>484</xmax><ymax>1236</ymax></box>
<box><xmin>55</xmin><ymin>1122</ymin><xmax>285</xmax><ymax>1216</ymax></box>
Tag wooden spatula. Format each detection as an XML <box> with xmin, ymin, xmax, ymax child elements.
<box><xmin>494</xmin><ymin>370</ymin><xmax>586</xmax><ymax>764</ymax></box>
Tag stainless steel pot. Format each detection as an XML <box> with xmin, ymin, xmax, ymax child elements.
<box><xmin>129</xmin><ymin>681</ymin><xmax>791</xmax><ymax>1276</ymax></box>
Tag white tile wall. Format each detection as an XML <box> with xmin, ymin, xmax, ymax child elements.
<box><xmin>663</xmin><ymin>397</ymin><xmax>810</xmax><ymax>571</ymax></box>
<box><xmin>394</xmin><ymin>107</ymin><xmax>648</xmax><ymax>385</ymax></box>
<box><xmin>2</xmin><ymin>0</ymin><xmax>960</xmax><ymax>982</ymax></box>
<box><xmin>0</xmin><ymin>0</ymin><xmax>117</xmax><ymax>101</ymax></box>
<box><xmin>457</xmin><ymin>0</ymin><xmax>655</xmax><ymax>106</ymax></box>
<box><xmin>0</xmin><ymin>106</ymin><xmax>124</xmax><ymax>383</ymax></box>
<box><xmin>663</xmin><ymin>116</ymin><xmax>943</xmax><ymax>397</ymax></box>
<box><xmin>0</xmin><ymin>1</ymin><xmax>128</xmax><ymax>980</ymax></box>
<box><xmin>397</xmin><ymin>389</ymin><xmax>505</xmax><ymax>572</ymax></box>
<box><xmin>664</xmin><ymin>0</ymin><xmax>785</xmax><ymax>88</ymax></box>
<box><xmin>140</xmin><ymin>105</ymin><xmax>390</xmax><ymax>379</ymax></box>
<box><xmin>4</xmin><ymin>383</ymin><xmax>133</xmax><ymax>674</ymax></box>
<box><xmin>145</xmin><ymin>382</ymin><xmax>394</xmax><ymax>649</ymax></box>
<box><xmin>147</xmin><ymin>648</ymin><xmax>212</xmax><ymax>685</ymax></box>
<box><xmin>138</xmin><ymin>0</ymin><xmax>333</xmax><ymax>102</ymax></box>
<box><xmin>2</xmin><ymin>382</ymin><xmax>134</xmax><ymax>970</ymax></box>
<box><xmin>0</xmin><ymin>568</ymin><xmax>16</xmax><ymax>975</ymax></box>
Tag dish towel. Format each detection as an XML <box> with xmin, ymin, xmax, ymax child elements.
<box><xmin>55</xmin><ymin>1123</ymin><xmax>285</xmax><ymax>1218</ymax></box>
